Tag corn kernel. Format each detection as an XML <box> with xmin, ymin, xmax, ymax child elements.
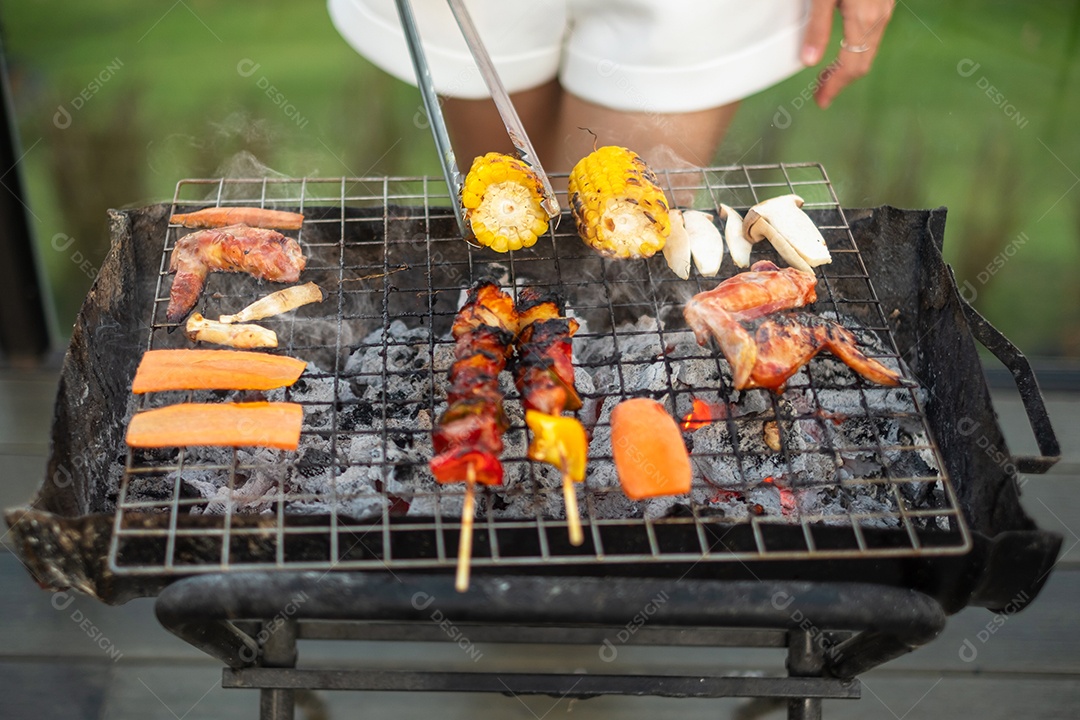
<box><xmin>567</xmin><ymin>146</ymin><xmax>671</xmax><ymax>259</ymax></box>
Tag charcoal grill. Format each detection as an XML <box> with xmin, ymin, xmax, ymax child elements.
<box><xmin>5</xmin><ymin>163</ymin><xmax>1062</xmax><ymax>720</ymax></box>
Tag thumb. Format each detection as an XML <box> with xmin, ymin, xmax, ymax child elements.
<box><xmin>802</xmin><ymin>0</ymin><xmax>836</xmax><ymax>66</ymax></box>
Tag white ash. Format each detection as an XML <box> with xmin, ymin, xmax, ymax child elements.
<box><xmin>121</xmin><ymin>308</ymin><xmax>946</xmax><ymax>531</ymax></box>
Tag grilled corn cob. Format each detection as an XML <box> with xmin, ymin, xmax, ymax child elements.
<box><xmin>461</xmin><ymin>153</ymin><xmax>549</xmax><ymax>253</ymax></box>
<box><xmin>568</xmin><ymin>146</ymin><xmax>671</xmax><ymax>259</ymax></box>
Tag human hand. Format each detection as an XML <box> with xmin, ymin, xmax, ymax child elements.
<box><xmin>801</xmin><ymin>0</ymin><xmax>895</xmax><ymax>109</ymax></box>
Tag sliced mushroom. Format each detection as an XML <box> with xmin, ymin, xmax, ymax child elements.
<box><xmin>743</xmin><ymin>194</ymin><xmax>831</xmax><ymax>272</ymax></box>
<box><xmin>663</xmin><ymin>210</ymin><xmax>692</xmax><ymax>280</ymax></box>
<box><xmin>219</xmin><ymin>282</ymin><xmax>325</xmax><ymax>324</ymax></box>
<box><xmin>682</xmin><ymin>210</ymin><xmax>724</xmax><ymax>277</ymax></box>
<box><xmin>719</xmin><ymin>204</ymin><xmax>752</xmax><ymax>268</ymax></box>
<box><xmin>186</xmin><ymin>313</ymin><xmax>278</xmax><ymax>349</ymax></box>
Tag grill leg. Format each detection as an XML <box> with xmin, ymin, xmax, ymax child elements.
<box><xmin>787</xmin><ymin>629</ymin><xmax>823</xmax><ymax>720</ymax></box>
<box><xmin>259</xmin><ymin>620</ymin><xmax>298</xmax><ymax>720</ymax></box>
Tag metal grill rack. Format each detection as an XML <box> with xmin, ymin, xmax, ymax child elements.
<box><xmin>108</xmin><ymin>163</ymin><xmax>972</xmax><ymax>577</ymax></box>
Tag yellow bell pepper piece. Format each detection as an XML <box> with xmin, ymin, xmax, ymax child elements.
<box><xmin>524</xmin><ymin>410</ymin><xmax>587</xmax><ymax>483</ymax></box>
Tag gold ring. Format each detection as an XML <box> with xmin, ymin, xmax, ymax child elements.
<box><xmin>840</xmin><ymin>39</ymin><xmax>872</xmax><ymax>53</ymax></box>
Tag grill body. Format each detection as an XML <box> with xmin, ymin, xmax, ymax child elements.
<box><xmin>5</xmin><ymin>168</ymin><xmax>1060</xmax><ymax>615</ymax></box>
<box><xmin>5</xmin><ymin>166</ymin><xmax>1063</xmax><ymax>720</ymax></box>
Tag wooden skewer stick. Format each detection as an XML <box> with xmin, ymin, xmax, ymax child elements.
<box><xmin>562</xmin><ymin>462</ymin><xmax>584</xmax><ymax>547</ymax></box>
<box><xmin>455</xmin><ymin>464</ymin><xmax>477</xmax><ymax>592</ymax></box>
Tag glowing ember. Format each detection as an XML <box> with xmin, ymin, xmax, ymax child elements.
<box><xmin>762</xmin><ymin>476</ymin><xmax>797</xmax><ymax>515</ymax></box>
<box><xmin>682</xmin><ymin>398</ymin><xmax>728</xmax><ymax>431</ymax></box>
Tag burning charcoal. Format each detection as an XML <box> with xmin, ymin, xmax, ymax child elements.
<box><xmin>111</xmin><ymin>285</ymin><xmax>945</xmax><ymax>547</ymax></box>
<box><xmin>643</xmin><ymin>496</ymin><xmax>678</xmax><ymax>520</ymax></box>
<box><xmin>125</xmin><ymin>475</ymin><xmax>177</xmax><ymax>504</ymax></box>
<box><xmin>199</xmin><ymin>471</ymin><xmax>278</xmax><ymax>515</ymax></box>
<box><xmin>338</xmin><ymin>402</ymin><xmax>376</xmax><ymax>431</ymax></box>
<box><xmin>297</xmin><ymin>448</ymin><xmax>334</xmax><ymax>478</ymax></box>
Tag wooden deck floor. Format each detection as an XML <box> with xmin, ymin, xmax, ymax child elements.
<box><xmin>2</xmin><ymin>365</ymin><xmax>1078</xmax><ymax>719</ymax></box>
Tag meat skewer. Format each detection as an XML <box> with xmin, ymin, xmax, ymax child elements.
<box><xmin>166</xmin><ymin>225</ymin><xmax>307</xmax><ymax>322</ymax></box>
<box><xmin>512</xmin><ymin>288</ymin><xmax>587</xmax><ymax>546</ymax></box>
<box><xmin>430</xmin><ymin>282</ymin><xmax>518</xmax><ymax>591</ymax></box>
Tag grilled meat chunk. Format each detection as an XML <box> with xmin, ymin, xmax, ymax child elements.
<box><xmin>452</xmin><ymin>283</ymin><xmax>519</xmax><ymax>338</ymax></box>
<box><xmin>684</xmin><ymin>260</ymin><xmax>817</xmax><ymax>326</ymax></box>
<box><xmin>744</xmin><ymin>313</ymin><xmax>902</xmax><ymax>392</ymax></box>
<box><xmin>683</xmin><ymin>260</ymin><xmax>818</xmax><ymax>387</ymax></box>
<box><xmin>431</xmin><ymin>281</ymin><xmax>517</xmax><ymax>486</ymax></box>
<box><xmin>166</xmin><ymin>224</ymin><xmax>306</xmax><ymax>322</ymax></box>
<box><xmin>514</xmin><ymin>318</ymin><xmax>582</xmax><ymax>414</ymax></box>
<box><xmin>512</xmin><ymin>287</ymin><xmax>581</xmax><ymax>414</ymax></box>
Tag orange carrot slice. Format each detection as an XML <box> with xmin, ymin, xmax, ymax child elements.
<box><xmin>131</xmin><ymin>349</ymin><xmax>306</xmax><ymax>394</ymax></box>
<box><xmin>170</xmin><ymin>207</ymin><xmax>304</xmax><ymax>230</ymax></box>
<box><xmin>126</xmin><ymin>402</ymin><xmax>303</xmax><ymax>450</ymax></box>
<box><xmin>610</xmin><ymin>398</ymin><xmax>692</xmax><ymax>500</ymax></box>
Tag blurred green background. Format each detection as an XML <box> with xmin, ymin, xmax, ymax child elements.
<box><xmin>3</xmin><ymin>1</ymin><xmax>1078</xmax><ymax>356</ymax></box>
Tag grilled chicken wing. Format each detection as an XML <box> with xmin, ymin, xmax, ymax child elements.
<box><xmin>745</xmin><ymin>313</ymin><xmax>902</xmax><ymax>392</ymax></box>
<box><xmin>683</xmin><ymin>260</ymin><xmax>818</xmax><ymax>387</ymax></box>
<box><xmin>167</xmin><ymin>225</ymin><xmax>306</xmax><ymax>322</ymax></box>
<box><xmin>432</xmin><ymin>282</ymin><xmax>518</xmax><ymax>486</ymax></box>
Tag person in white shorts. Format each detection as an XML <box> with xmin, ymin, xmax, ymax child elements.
<box><xmin>329</xmin><ymin>0</ymin><xmax>894</xmax><ymax>171</ymax></box>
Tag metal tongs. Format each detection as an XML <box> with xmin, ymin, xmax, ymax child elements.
<box><xmin>394</xmin><ymin>0</ymin><xmax>560</xmax><ymax>239</ymax></box>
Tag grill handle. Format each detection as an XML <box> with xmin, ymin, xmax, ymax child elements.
<box><xmin>959</xmin><ymin>297</ymin><xmax>1061</xmax><ymax>474</ymax></box>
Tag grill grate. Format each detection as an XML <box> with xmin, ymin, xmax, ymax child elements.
<box><xmin>108</xmin><ymin>163</ymin><xmax>972</xmax><ymax>576</ymax></box>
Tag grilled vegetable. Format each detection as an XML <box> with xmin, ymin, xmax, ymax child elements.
<box><xmin>527</xmin><ymin>408</ymin><xmax>588</xmax><ymax>546</ymax></box>
<box><xmin>743</xmin><ymin>195</ymin><xmax>832</xmax><ymax>272</ymax></box>
<box><xmin>125</xmin><ymin>402</ymin><xmax>303</xmax><ymax>450</ymax></box>
<box><xmin>170</xmin><ymin>207</ymin><xmax>304</xmax><ymax>230</ymax></box>
<box><xmin>461</xmin><ymin>153</ymin><xmax>549</xmax><ymax>253</ymax></box>
<box><xmin>525</xmin><ymin>410</ymin><xmax>587</xmax><ymax>483</ymax></box>
<box><xmin>186</xmin><ymin>313</ymin><xmax>278</xmax><ymax>349</ymax></box>
<box><xmin>610</xmin><ymin>398</ymin><xmax>692</xmax><ymax>500</ymax></box>
<box><xmin>683</xmin><ymin>210</ymin><xmax>724</xmax><ymax>277</ymax></box>
<box><xmin>719</xmin><ymin>204</ymin><xmax>752</xmax><ymax>268</ymax></box>
<box><xmin>131</xmin><ymin>349</ymin><xmax>306</xmax><ymax>393</ymax></box>
<box><xmin>663</xmin><ymin>209</ymin><xmax>692</xmax><ymax>279</ymax></box>
<box><xmin>219</xmin><ymin>282</ymin><xmax>325</xmax><ymax>324</ymax></box>
<box><xmin>568</xmin><ymin>146</ymin><xmax>671</xmax><ymax>259</ymax></box>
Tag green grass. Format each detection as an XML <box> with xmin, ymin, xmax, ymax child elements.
<box><xmin>4</xmin><ymin>0</ymin><xmax>1079</xmax><ymax>354</ymax></box>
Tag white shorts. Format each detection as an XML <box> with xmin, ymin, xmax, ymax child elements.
<box><xmin>329</xmin><ymin>0</ymin><xmax>810</xmax><ymax>113</ymax></box>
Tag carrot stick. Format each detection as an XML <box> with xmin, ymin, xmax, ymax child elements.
<box><xmin>170</xmin><ymin>207</ymin><xmax>304</xmax><ymax>230</ymax></box>
<box><xmin>125</xmin><ymin>402</ymin><xmax>303</xmax><ymax>450</ymax></box>
<box><xmin>131</xmin><ymin>349</ymin><xmax>306</xmax><ymax>393</ymax></box>
<box><xmin>455</xmin><ymin>465</ymin><xmax>476</xmax><ymax>593</ymax></box>
<box><xmin>610</xmin><ymin>398</ymin><xmax>692</xmax><ymax>500</ymax></box>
